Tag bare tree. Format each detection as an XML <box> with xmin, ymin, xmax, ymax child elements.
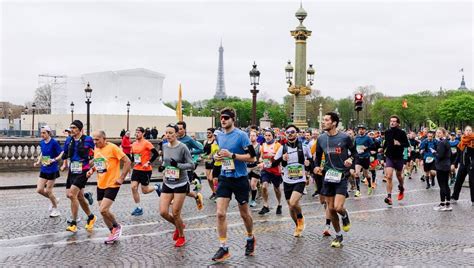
<box><xmin>34</xmin><ymin>84</ymin><xmax>51</xmax><ymax>114</ymax></box>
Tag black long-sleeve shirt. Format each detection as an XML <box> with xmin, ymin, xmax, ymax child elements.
<box><xmin>383</xmin><ymin>127</ymin><xmax>409</xmax><ymax>160</ymax></box>
<box><xmin>435</xmin><ymin>139</ymin><xmax>451</xmax><ymax>171</ymax></box>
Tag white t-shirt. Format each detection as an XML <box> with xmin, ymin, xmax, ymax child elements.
<box><xmin>274</xmin><ymin>143</ymin><xmax>312</xmax><ymax>184</ymax></box>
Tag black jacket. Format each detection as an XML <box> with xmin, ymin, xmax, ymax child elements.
<box><xmin>383</xmin><ymin>127</ymin><xmax>409</xmax><ymax>160</ymax></box>
<box><xmin>435</xmin><ymin>139</ymin><xmax>451</xmax><ymax>171</ymax></box>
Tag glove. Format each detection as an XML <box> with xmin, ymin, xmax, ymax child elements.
<box><xmin>158</xmin><ymin>166</ymin><xmax>165</xmax><ymax>172</ymax></box>
<box><xmin>170</xmin><ymin>158</ymin><xmax>178</xmax><ymax>167</ymax></box>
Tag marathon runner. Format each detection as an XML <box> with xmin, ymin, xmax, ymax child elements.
<box><xmin>367</xmin><ymin>131</ymin><xmax>380</xmax><ymax>190</ymax></box>
<box><xmin>203</xmin><ymin>128</ymin><xmax>218</xmax><ymax>199</ymax></box>
<box><xmin>419</xmin><ymin>131</ymin><xmax>438</xmax><ymax>189</ymax></box>
<box><xmin>258</xmin><ymin>129</ymin><xmax>283</xmax><ymax>215</ymax></box>
<box><xmin>176</xmin><ymin>121</ymin><xmax>204</xmax><ymax>209</ymax></box>
<box><xmin>448</xmin><ymin>132</ymin><xmax>459</xmax><ymax>184</ymax></box>
<box><xmin>158</xmin><ymin>124</ymin><xmax>195</xmax><ymax>247</ymax></box>
<box><xmin>354</xmin><ymin>125</ymin><xmax>374</xmax><ymax>196</ymax></box>
<box><xmin>60</xmin><ymin>120</ymin><xmax>97</xmax><ymax>233</ymax></box>
<box><xmin>406</xmin><ymin>131</ymin><xmax>420</xmax><ymax>180</ymax></box>
<box><xmin>34</xmin><ymin>125</ymin><xmax>63</xmax><ymax>217</ymax></box>
<box><xmin>382</xmin><ymin>116</ymin><xmax>409</xmax><ymax>206</ymax></box>
<box><xmin>130</xmin><ymin>127</ymin><xmax>161</xmax><ymax>216</ymax></box>
<box><xmin>273</xmin><ymin>124</ymin><xmax>312</xmax><ymax>237</ymax></box>
<box><xmin>314</xmin><ymin>112</ymin><xmax>356</xmax><ymax>248</ymax></box>
<box><xmin>247</xmin><ymin>130</ymin><xmax>261</xmax><ymax>208</ymax></box>
<box><xmin>451</xmin><ymin>126</ymin><xmax>474</xmax><ymax>205</ymax></box>
<box><xmin>211</xmin><ymin>108</ymin><xmax>257</xmax><ymax>262</ymax></box>
<box><xmin>87</xmin><ymin>130</ymin><xmax>131</xmax><ymax>243</ymax></box>
<box><xmin>432</xmin><ymin>128</ymin><xmax>452</xmax><ymax>211</ymax></box>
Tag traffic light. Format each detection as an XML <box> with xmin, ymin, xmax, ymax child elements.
<box><xmin>354</xmin><ymin>93</ymin><xmax>363</xmax><ymax>111</ymax></box>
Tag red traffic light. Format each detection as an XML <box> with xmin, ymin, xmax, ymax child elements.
<box><xmin>355</xmin><ymin>93</ymin><xmax>363</xmax><ymax>101</ymax></box>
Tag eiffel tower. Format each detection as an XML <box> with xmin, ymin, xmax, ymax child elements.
<box><xmin>214</xmin><ymin>41</ymin><xmax>227</xmax><ymax>100</ymax></box>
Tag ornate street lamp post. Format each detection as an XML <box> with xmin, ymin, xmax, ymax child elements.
<box><xmin>70</xmin><ymin>101</ymin><xmax>74</xmax><ymax>122</ymax></box>
<box><xmin>249</xmin><ymin>62</ymin><xmax>261</xmax><ymax>126</ymax></box>
<box><xmin>126</xmin><ymin>101</ymin><xmax>130</xmax><ymax>131</ymax></box>
<box><xmin>31</xmin><ymin>102</ymin><xmax>36</xmax><ymax>137</ymax></box>
<box><xmin>84</xmin><ymin>83</ymin><xmax>93</xmax><ymax>135</ymax></box>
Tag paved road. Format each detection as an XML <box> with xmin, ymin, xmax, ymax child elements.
<box><xmin>1</xmin><ymin>171</ymin><xmax>473</xmax><ymax>266</ymax></box>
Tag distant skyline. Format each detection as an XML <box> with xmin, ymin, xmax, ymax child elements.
<box><xmin>1</xmin><ymin>0</ymin><xmax>472</xmax><ymax>106</ymax></box>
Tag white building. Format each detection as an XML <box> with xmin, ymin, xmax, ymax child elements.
<box><xmin>51</xmin><ymin>68</ymin><xmax>175</xmax><ymax>116</ymax></box>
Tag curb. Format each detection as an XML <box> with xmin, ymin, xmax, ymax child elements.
<box><xmin>0</xmin><ymin>175</ymin><xmax>207</xmax><ymax>190</ymax></box>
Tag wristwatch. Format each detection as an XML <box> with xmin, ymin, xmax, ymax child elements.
<box><xmin>232</xmin><ymin>153</ymin><xmax>236</xmax><ymax>159</ymax></box>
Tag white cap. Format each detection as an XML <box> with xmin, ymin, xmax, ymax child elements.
<box><xmin>41</xmin><ymin>125</ymin><xmax>52</xmax><ymax>132</ymax></box>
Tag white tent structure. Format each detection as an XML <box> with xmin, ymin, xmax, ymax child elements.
<box><xmin>51</xmin><ymin>68</ymin><xmax>175</xmax><ymax>116</ymax></box>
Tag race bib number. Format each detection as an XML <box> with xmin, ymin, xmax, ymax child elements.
<box><xmin>287</xmin><ymin>164</ymin><xmax>303</xmax><ymax>179</ymax></box>
<box><xmin>94</xmin><ymin>157</ymin><xmax>107</xmax><ymax>173</ymax></box>
<box><xmin>70</xmin><ymin>161</ymin><xmax>83</xmax><ymax>174</ymax></box>
<box><xmin>263</xmin><ymin>159</ymin><xmax>272</xmax><ymax>169</ymax></box>
<box><xmin>41</xmin><ymin>156</ymin><xmax>51</xmax><ymax>166</ymax></box>
<box><xmin>222</xmin><ymin>158</ymin><xmax>235</xmax><ymax>172</ymax></box>
<box><xmin>164</xmin><ymin>166</ymin><xmax>180</xmax><ymax>182</ymax></box>
<box><xmin>324</xmin><ymin>168</ymin><xmax>342</xmax><ymax>183</ymax></box>
<box><xmin>425</xmin><ymin>156</ymin><xmax>434</xmax><ymax>164</ymax></box>
<box><xmin>451</xmin><ymin>147</ymin><xmax>457</xmax><ymax>154</ymax></box>
<box><xmin>134</xmin><ymin>154</ymin><xmax>142</xmax><ymax>164</ymax></box>
<box><xmin>356</xmin><ymin>145</ymin><xmax>365</xmax><ymax>154</ymax></box>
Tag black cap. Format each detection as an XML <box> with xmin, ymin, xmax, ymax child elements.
<box><xmin>71</xmin><ymin>120</ymin><xmax>83</xmax><ymax>130</ymax></box>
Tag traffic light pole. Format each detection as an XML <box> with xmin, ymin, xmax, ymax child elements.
<box><xmin>356</xmin><ymin>110</ymin><xmax>360</xmax><ymax>126</ymax></box>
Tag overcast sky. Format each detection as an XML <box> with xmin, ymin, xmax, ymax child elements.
<box><xmin>1</xmin><ymin>0</ymin><xmax>472</xmax><ymax>105</ymax></box>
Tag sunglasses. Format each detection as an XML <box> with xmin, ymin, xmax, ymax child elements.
<box><xmin>220</xmin><ymin>115</ymin><xmax>231</xmax><ymax>121</ymax></box>
<box><xmin>286</xmin><ymin>130</ymin><xmax>297</xmax><ymax>135</ymax></box>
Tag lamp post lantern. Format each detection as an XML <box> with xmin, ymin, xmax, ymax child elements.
<box><xmin>285</xmin><ymin>3</ymin><xmax>315</xmax><ymax>129</ymax></box>
<box><xmin>249</xmin><ymin>61</ymin><xmax>260</xmax><ymax>126</ymax></box>
<box><xmin>31</xmin><ymin>103</ymin><xmax>36</xmax><ymax>137</ymax></box>
<box><xmin>318</xmin><ymin>103</ymin><xmax>323</xmax><ymax>130</ymax></box>
<box><xmin>70</xmin><ymin>101</ymin><xmax>74</xmax><ymax>122</ymax></box>
<box><xmin>126</xmin><ymin>101</ymin><xmax>130</xmax><ymax>131</ymax></box>
<box><xmin>211</xmin><ymin>108</ymin><xmax>215</xmax><ymax>128</ymax></box>
<box><xmin>84</xmin><ymin>83</ymin><xmax>93</xmax><ymax>135</ymax></box>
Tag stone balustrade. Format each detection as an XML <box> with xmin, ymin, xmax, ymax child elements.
<box><xmin>0</xmin><ymin>138</ymin><xmax>162</xmax><ymax>172</ymax></box>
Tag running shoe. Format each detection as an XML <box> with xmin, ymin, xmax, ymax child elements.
<box><xmin>433</xmin><ymin>203</ymin><xmax>444</xmax><ymax>211</ymax></box>
<box><xmin>85</xmin><ymin>215</ymin><xmax>97</xmax><ymax>231</ymax></box>
<box><xmin>111</xmin><ymin>224</ymin><xmax>122</xmax><ymax>240</ymax></box>
<box><xmin>173</xmin><ymin>224</ymin><xmax>185</xmax><ymax>241</ymax></box>
<box><xmin>330</xmin><ymin>235</ymin><xmax>343</xmax><ymax>248</ymax></box>
<box><xmin>175</xmin><ymin>236</ymin><xmax>186</xmax><ymax>247</ymax></box>
<box><xmin>192</xmin><ymin>178</ymin><xmax>202</xmax><ymax>192</ymax></box>
<box><xmin>155</xmin><ymin>184</ymin><xmax>162</xmax><ymax>197</ymax></box>
<box><xmin>397</xmin><ymin>185</ymin><xmax>404</xmax><ymax>201</ymax></box>
<box><xmin>49</xmin><ymin>208</ymin><xmax>61</xmax><ymax>218</ymax></box>
<box><xmin>384</xmin><ymin>197</ymin><xmax>393</xmax><ymax>206</ymax></box>
<box><xmin>84</xmin><ymin>192</ymin><xmax>94</xmax><ymax>206</ymax></box>
<box><xmin>209</xmin><ymin>193</ymin><xmax>217</xmax><ymax>200</ymax></box>
<box><xmin>245</xmin><ymin>236</ymin><xmax>256</xmax><ymax>256</ymax></box>
<box><xmin>362</xmin><ymin>178</ymin><xmax>368</xmax><ymax>185</ymax></box>
<box><xmin>450</xmin><ymin>198</ymin><xmax>457</xmax><ymax>204</ymax></box>
<box><xmin>367</xmin><ymin>187</ymin><xmax>373</xmax><ymax>196</ymax></box>
<box><xmin>212</xmin><ymin>247</ymin><xmax>230</xmax><ymax>262</ymax></box>
<box><xmin>322</xmin><ymin>226</ymin><xmax>331</xmax><ymax>237</ymax></box>
<box><xmin>276</xmin><ymin>205</ymin><xmax>282</xmax><ymax>215</ymax></box>
<box><xmin>104</xmin><ymin>232</ymin><xmax>115</xmax><ymax>244</ymax></box>
<box><xmin>312</xmin><ymin>191</ymin><xmax>319</xmax><ymax>197</ymax></box>
<box><xmin>341</xmin><ymin>213</ymin><xmax>351</xmax><ymax>232</ymax></box>
<box><xmin>66</xmin><ymin>224</ymin><xmax>77</xmax><ymax>233</ymax></box>
<box><xmin>249</xmin><ymin>200</ymin><xmax>257</xmax><ymax>208</ymax></box>
<box><xmin>426</xmin><ymin>184</ymin><xmax>431</xmax><ymax>189</ymax></box>
<box><xmin>382</xmin><ymin>178</ymin><xmax>387</xmax><ymax>183</ymax></box>
<box><xmin>441</xmin><ymin>205</ymin><xmax>452</xmax><ymax>211</ymax></box>
<box><xmin>420</xmin><ymin>175</ymin><xmax>425</xmax><ymax>182</ymax></box>
<box><xmin>372</xmin><ymin>181</ymin><xmax>377</xmax><ymax>189</ymax></box>
<box><xmin>354</xmin><ymin>190</ymin><xmax>361</xmax><ymax>197</ymax></box>
<box><xmin>294</xmin><ymin>217</ymin><xmax>305</xmax><ymax>237</ymax></box>
<box><xmin>258</xmin><ymin>206</ymin><xmax>270</xmax><ymax>215</ymax></box>
<box><xmin>195</xmin><ymin>192</ymin><xmax>204</xmax><ymax>210</ymax></box>
<box><xmin>131</xmin><ymin>207</ymin><xmax>143</xmax><ymax>216</ymax></box>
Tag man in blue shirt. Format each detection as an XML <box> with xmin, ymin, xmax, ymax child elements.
<box><xmin>34</xmin><ymin>126</ymin><xmax>63</xmax><ymax>217</ymax></box>
<box><xmin>61</xmin><ymin>120</ymin><xmax>97</xmax><ymax>233</ymax></box>
<box><xmin>354</xmin><ymin>125</ymin><xmax>375</xmax><ymax>197</ymax></box>
<box><xmin>211</xmin><ymin>108</ymin><xmax>257</xmax><ymax>262</ymax></box>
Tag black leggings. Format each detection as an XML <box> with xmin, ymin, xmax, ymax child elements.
<box><xmin>451</xmin><ymin>162</ymin><xmax>474</xmax><ymax>202</ymax></box>
<box><xmin>436</xmin><ymin>170</ymin><xmax>450</xmax><ymax>202</ymax></box>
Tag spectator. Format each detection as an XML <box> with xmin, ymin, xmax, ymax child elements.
<box><xmin>121</xmin><ymin>131</ymin><xmax>132</xmax><ymax>160</ymax></box>
<box><xmin>151</xmin><ymin>127</ymin><xmax>158</xmax><ymax>139</ymax></box>
<box><xmin>120</xmin><ymin>129</ymin><xmax>126</xmax><ymax>138</ymax></box>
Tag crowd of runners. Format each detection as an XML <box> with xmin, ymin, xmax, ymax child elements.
<box><xmin>34</xmin><ymin>108</ymin><xmax>473</xmax><ymax>262</ymax></box>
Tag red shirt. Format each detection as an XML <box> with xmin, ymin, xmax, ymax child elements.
<box><xmin>121</xmin><ymin>136</ymin><xmax>131</xmax><ymax>154</ymax></box>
